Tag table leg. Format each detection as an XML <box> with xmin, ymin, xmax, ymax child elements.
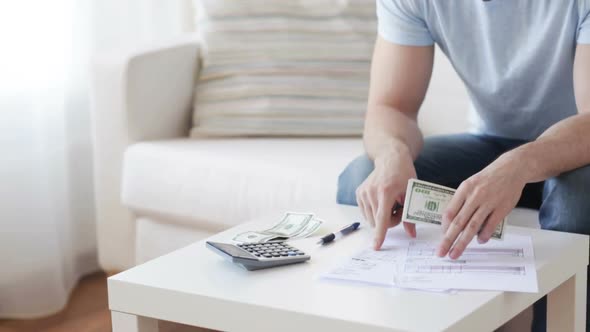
<box><xmin>547</xmin><ymin>268</ymin><xmax>587</xmax><ymax>332</ymax></box>
<box><xmin>111</xmin><ymin>310</ymin><xmax>159</xmax><ymax>332</ymax></box>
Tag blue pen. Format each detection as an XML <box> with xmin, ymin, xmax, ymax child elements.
<box><xmin>317</xmin><ymin>222</ymin><xmax>361</xmax><ymax>245</ymax></box>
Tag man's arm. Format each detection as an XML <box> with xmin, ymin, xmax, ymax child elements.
<box><xmin>438</xmin><ymin>44</ymin><xmax>590</xmax><ymax>259</ymax></box>
<box><xmin>509</xmin><ymin>45</ymin><xmax>590</xmax><ymax>182</ymax></box>
<box><xmin>358</xmin><ymin>36</ymin><xmax>434</xmax><ymax>249</ymax></box>
<box><xmin>364</xmin><ymin>37</ymin><xmax>433</xmax><ymax>160</ymax></box>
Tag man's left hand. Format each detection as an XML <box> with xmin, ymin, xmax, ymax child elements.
<box><xmin>436</xmin><ymin>154</ymin><xmax>527</xmax><ymax>259</ymax></box>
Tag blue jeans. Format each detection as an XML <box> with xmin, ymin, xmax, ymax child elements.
<box><xmin>336</xmin><ymin>134</ymin><xmax>590</xmax><ymax>332</ymax></box>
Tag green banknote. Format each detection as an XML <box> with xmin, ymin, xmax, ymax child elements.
<box><xmin>402</xmin><ymin>179</ymin><xmax>505</xmax><ymax>240</ymax></box>
<box><xmin>233</xmin><ymin>212</ymin><xmax>322</xmax><ymax>243</ymax></box>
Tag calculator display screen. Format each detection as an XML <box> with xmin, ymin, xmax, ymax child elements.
<box><xmin>208</xmin><ymin>242</ymin><xmax>255</xmax><ymax>260</ymax></box>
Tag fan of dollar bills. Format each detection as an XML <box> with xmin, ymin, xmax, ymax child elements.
<box><xmin>233</xmin><ymin>212</ymin><xmax>323</xmax><ymax>243</ymax></box>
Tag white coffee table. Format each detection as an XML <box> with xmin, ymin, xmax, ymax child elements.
<box><xmin>109</xmin><ymin>206</ymin><xmax>588</xmax><ymax>332</ymax></box>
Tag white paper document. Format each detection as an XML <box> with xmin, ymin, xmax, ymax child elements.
<box><xmin>321</xmin><ymin>244</ymin><xmax>401</xmax><ymax>287</ymax></box>
<box><xmin>321</xmin><ymin>225</ymin><xmax>538</xmax><ymax>293</ymax></box>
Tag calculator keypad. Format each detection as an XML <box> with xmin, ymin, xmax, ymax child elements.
<box><xmin>237</xmin><ymin>242</ymin><xmax>306</xmax><ymax>259</ymax></box>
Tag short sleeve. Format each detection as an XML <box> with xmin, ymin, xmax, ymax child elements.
<box><xmin>376</xmin><ymin>0</ymin><xmax>434</xmax><ymax>46</ymax></box>
<box><xmin>579</xmin><ymin>0</ymin><xmax>590</xmax><ymax>44</ymax></box>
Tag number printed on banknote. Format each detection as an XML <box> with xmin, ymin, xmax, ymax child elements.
<box><xmin>402</xmin><ymin>179</ymin><xmax>505</xmax><ymax>240</ymax></box>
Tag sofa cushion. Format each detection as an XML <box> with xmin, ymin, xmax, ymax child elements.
<box><xmin>122</xmin><ymin>138</ymin><xmax>364</xmax><ymax>229</ymax></box>
<box><xmin>190</xmin><ymin>0</ymin><xmax>375</xmax><ymax>137</ymax></box>
<box><xmin>122</xmin><ymin>138</ymin><xmax>540</xmax><ymax>232</ymax></box>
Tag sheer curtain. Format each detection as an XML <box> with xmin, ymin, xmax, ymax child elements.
<box><xmin>0</xmin><ymin>0</ymin><xmax>193</xmax><ymax>318</ymax></box>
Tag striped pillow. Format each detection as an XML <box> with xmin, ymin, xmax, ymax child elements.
<box><xmin>190</xmin><ymin>0</ymin><xmax>376</xmax><ymax>137</ymax></box>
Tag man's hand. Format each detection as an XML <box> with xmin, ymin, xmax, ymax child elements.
<box><xmin>357</xmin><ymin>147</ymin><xmax>417</xmax><ymax>250</ymax></box>
<box><xmin>437</xmin><ymin>154</ymin><xmax>527</xmax><ymax>259</ymax></box>
<box><xmin>359</xmin><ymin>38</ymin><xmax>433</xmax><ymax>250</ymax></box>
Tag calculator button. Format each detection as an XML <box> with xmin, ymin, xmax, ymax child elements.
<box><xmin>297</xmin><ymin>252</ymin><xmax>305</xmax><ymax>255</ymax></box>
<box><xmin>280</xmin><ymin>253</ymin><xmax>288</xmax><ymax>256</ymax></box>
<box><xmin>263</xmin><ymin>254</ymin><xmax>272</xmax><ymax>258</ymax></box>
<box><xmin>288</xmin><ymin>252</ymin><xmax>297</xmax><ymax>256</ymax></box>
<box><xmin>272</xmin><ymin>254</ymin><xmax>281</xmax><ymax>257</ymax></box>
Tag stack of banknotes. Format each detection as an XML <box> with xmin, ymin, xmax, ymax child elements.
<box><xmin>233</xmin><ymin>212</ymin><xmax>323</xmax><ymax>243</ymax></box>
<box><xmin>402</xmin><ymin>179</ymin><xmax>505</xmax><ymax>240</ymax></box>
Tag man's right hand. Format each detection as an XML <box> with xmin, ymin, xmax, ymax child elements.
<box><xmin>359</xmin><ymin>38</ymin><xmax>433</xmax><ymax>249</ymax></box>
<box><xmin>356</xmin><ymin>147</ymin><xmax>417</xmax><ymax>250</ymax></box>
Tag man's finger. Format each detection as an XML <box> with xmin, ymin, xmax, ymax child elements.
<box><xmin>373</xmin><ymin>194</ymin><xmax>396</xmax><ymax>250</ymax></box>
<box><xmin>357</xmin><ymin>191</ymin><xmax>368</xmax><ymax>223</ymax></box>
<box><xmin>403</xmin><ymin>221</ymin><xmax>417</xmax><ymax>238</ymax></box>
<box><xmin>442</xmin><ymin>186</ymin><xmax>467</xmax><ymax>233</ymax></box>
<box><xmin>449</xmin><ymin>207</ymin><xmax>490</xmax><ymax>259</ymax></box>
<box><xmin>373</xmin><ymin>212</ymin><xmax>390</xmax><ymax>250</ymax></box>
<box><xmin>437</xmin><ymin>198</ymin><xmax>477</xmax><ymax>257</ymax></box>
<box><xmin>368</xmin><ymin>190</ymin><xmax>380</xmax><ymax>227</ymax></box>
<box><xmin>373</xmin><ymin>219</ymin><xmax>389</xmax><ymax>250</ymax></box>
<box><xmin>361</xmin><ymin>191</ymin><xmax>375</xmax><ymax>227</ymax></box>
<box><xmin>477</xmin><ymin>210</ymin><xmax>504</xmax><ymax>244</ymax></box>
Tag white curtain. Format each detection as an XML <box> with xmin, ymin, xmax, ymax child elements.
<box><xmin>0</xmin><ymin>0</ymin><xmax>193</xmax><ymax>319</ymax></box>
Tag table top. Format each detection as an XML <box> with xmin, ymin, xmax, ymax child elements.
<box><xmin>108</xmin><ymin>205</ymin><xmax>589</xmax><ymax>332</ymax></box>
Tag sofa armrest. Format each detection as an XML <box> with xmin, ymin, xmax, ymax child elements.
<box><xmin>90</xmin><ymin>37</ymin><xmax>200</xmax><ymax>271</ymax></box>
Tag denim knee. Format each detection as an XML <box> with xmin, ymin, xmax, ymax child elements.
<box><xmin>336</xmin><ymin>154</ymin><xmax>374</xmax><ymax>206</ymax></box>
<box><xmin>539</xmin><ymin>165</ymin><xmax>590</xmax><ymax>235</ymax></box>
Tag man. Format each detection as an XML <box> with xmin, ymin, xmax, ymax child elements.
<box><xmin>337</xmin><ymin>0</ymin><xmax>590</xmax><ymax>330</ymax></box>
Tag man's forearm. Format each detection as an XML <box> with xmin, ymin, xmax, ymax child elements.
<box><xmin>363</xmin><ymin>104</ymin><xmax>424</xmax><ymax>162</ymax></box>
<box><xmin>502</xmin><ymin>112</ymin><xmax>590</xmax><ymax>183</ymax></box>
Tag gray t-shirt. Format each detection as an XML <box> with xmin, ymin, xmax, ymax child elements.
<box><xmin>377</xmin><ymin>0</ymin><xmax>590</xmax><ymax>140</ymax></box>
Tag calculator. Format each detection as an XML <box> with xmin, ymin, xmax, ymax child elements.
<box><xmin>206</xmin><ymin>241</ymin><xmax>310</xmax><ymax>271</ymax></box>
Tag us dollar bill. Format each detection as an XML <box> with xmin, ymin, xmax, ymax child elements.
<box><xmin>266</xmin><ymin>212</ymin><xmax>314</xmax><ymax>237</ymax></box>
<box><xmin>233</xmin><ymin>212</ymin><xmax>321</xmax><ymax>243</ymax></box>
<box><xmin>232</xmin><ymin>231</ymin><xmax>279</xmax><ymax>243</ymax></box>
<box><xmin>296</xmin><ymin>217</ymin><xmax>323</xmax><ymax>239</ymax></box>
<box><xmin>402</xmin><ymin>179</ymin><xmax>505</xmax><ymax>240</ymax></box>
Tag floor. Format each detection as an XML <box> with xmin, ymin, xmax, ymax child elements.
<box><xmin>0</xmin><ymin>273</ymin><xmax>111</xmax><ymax>332</ymax></box>
<box><xmin>0</xmin><ymin>272</ymin><xmax>210</xmax><ymax>332</ymax></box>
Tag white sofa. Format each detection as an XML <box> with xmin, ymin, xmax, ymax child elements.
<box><xmin>91</xmin><ymin>37</ymin><xmax>538</xmax><ymax>272</ymax></box>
